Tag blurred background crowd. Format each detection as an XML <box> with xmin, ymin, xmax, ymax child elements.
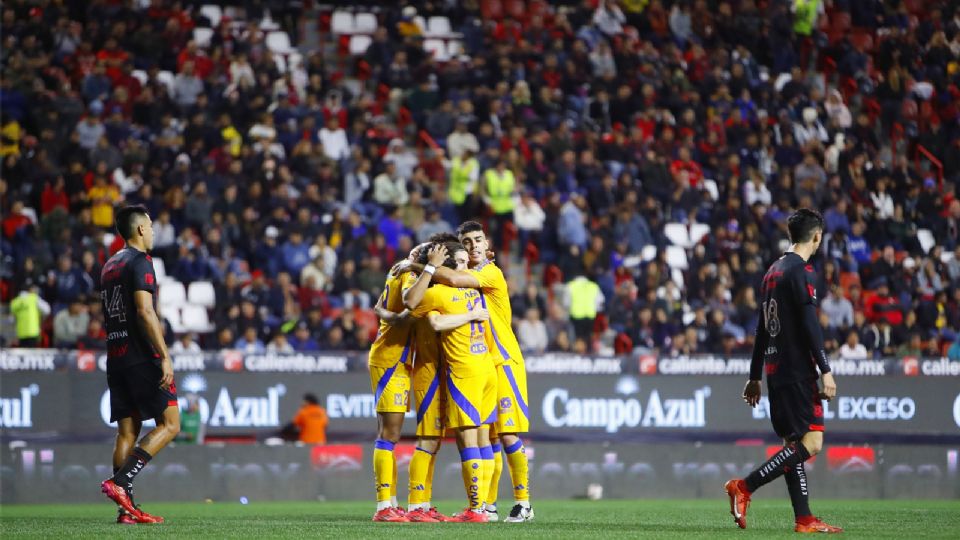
<box><xmin>2</xmin><ymin>0</ymin><xmax>960</xmax><ymax>361</ymax></box>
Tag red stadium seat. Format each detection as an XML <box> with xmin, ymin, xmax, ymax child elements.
<box><xmin>504</xmin><ymin>0</ymin><xmax>526</xmax><ymax>21</ymax></box>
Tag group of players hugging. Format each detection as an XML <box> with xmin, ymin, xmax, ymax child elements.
<box><xmin>365</xmin><ymin>221</ymin><xmax>534</xmax><ymax>523</ymax></box>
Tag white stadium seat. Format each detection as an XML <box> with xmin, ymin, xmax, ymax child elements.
<box><xmin>427</xmin><ymin>16</ymin><xmax>452</xmax><ymax>37</ymax></box>
<box><xmin>917</xmin><ymin>228</ymin><xmax>934</xmax><ymax>254</ymax></box>
<box><xmin>159</xmin><ymin>280</ymin><xmax>186</xmax><ymax>309</ymax></box>
<box><xmin>200</xmin><ymin>4</ymin><xmax>222</xmax><ymax>28</ymax></box>
<box><xmin>413</xmin><ymin>16</ymin><xmax>427</xmax><ymax>34</ymax></box>
<box><xmin>182</xmin><ymin>304</ymin><xmax>214</xmax><ymax>333</ymax></box>
<box><xmin>266</xmin><ymin>31</ymin><xmax>293</xmax><ymax>54</ymax></box>
<box><xmin>689</xmin><ymin>223</ymin><xmax>710</xmax><ymax>245</ymax></box>
<box><xmin>424</xmin><ymin>39</ymin><xmax>448</xmax><ymax>61</ymax></box>
<box><xmin>193</xmin><ymin>27</ymin><xmax>214</xmax><ymax>48</ymax></box>
<box><xmin>665</xmin><ymin>245</ymin><xmax>689</xmax><ymax>270</ymax></box>
<box><xmin>641</xmin><ymin>245</ymin><xmax>658</xmax><ymax>262</ymax></box>
<box><xmin>156</xmin><ymin>70</ymin><xmax>175</xmax><ymax>96</ymax></box>
<box><xmin>187</xmin><ymin>281</ymin><xmax>216</xmax><ymax>308</ymax></box>
<box><xmin>163</xmin><ymin>307</ymin><xmax>186</xmax><ymax>334</ymax></box>
<box><xmin>349</xmin><ymin>34</ymin><xmax>372</xmax><ymax>56</ymax></box>
<box><xmin>152</xmin><ymin>257</ymin><xmax>168</xmax><ymax>282</ymax></box>
<box><xmin>354</xmin><ymin>12</ymin><xmax>378</xmax><ymax>34</ymax></box>
<box><xmin>331</xmin><ymin>11</ymin><xmax>354</xmax><ymax>35</ymax></box>
<box><xmin>664</xmin><ymin>222</ymin><xmax>691</xmax><ymax>248</ymax></box>
<box><xmin>447</xmin><ymin>40</ymin><xmax>463</xmax><ymax>58</ymax></box>
<box><xmin>131</xmin><ymin>69</ymin><xmax>148</xmax><ymax>86</ymax></box>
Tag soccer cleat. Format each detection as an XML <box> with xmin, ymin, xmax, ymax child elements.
<box><xmin>449</xmin><ymin>508</ymin><xmax>489</xmax><ymax>523</ymax></box>
<box><xmin>504</xmin><ymin>504</ymin><xmax>535</xmax><ymax>522</ymax></box>
<box><xmin>101</xmin><ymin>479</ymin><xmax>138</xmax><ymax>517</ymax></box>
<box><xmin>405</xmin><ymin>508</ymin><xmax>440</xmax><ymax>523</ymax></box>
<box><xmin>425</xmin><ymin>507</ymin><xmax>453</xmax><ymax>522</ymax></box>
<box><xmin>795</xmin><ymin>517</ymin><xmax>843</xmax><ymax>533</ymax></box>
<box><xmin>484</xmin><ymin>508</ymin><xmax>500</xmax><ymax>522</ymax></box>
<box><xmin>116</xmin><ymin>509</ymin><xmax>137</xmax><ymax>525</ymax></box>
<box><xmin>372</xmin><ymin>507</ymin><xmax>409</xmax><ymax>522</ymax></box>
<box><xmin>133</xmin><ymin>505</ymin><xmax>164</xmax><ymax>524</ymax></box>
<box><xmin>724</xmin><ymin>479</ymin><xmax>751</xmax><ymax>529</ymax></box>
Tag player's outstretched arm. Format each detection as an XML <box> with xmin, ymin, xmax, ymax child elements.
<box><xmin>134</xmin><ymin>290</ymin><xmax>173</xmax><ymax>390</ymax></box>
<box><xmin>427</xmin><ymin>308</ymin><xmax>489</xmax><ymax>332</ymax></box>
<box><xmin>404</xmin><ymin>262</ymin><xmax>481</xmax><ymax>289</ymax></box>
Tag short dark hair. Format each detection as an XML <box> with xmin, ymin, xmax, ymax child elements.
<box><xmin>787</xmin><ymin>208</ymin><xmax>824</xmax><ymax>244</ymax></box>
<box><xmin>428</xmin><ymin>232</ymin><xmax>458</xmax><ymax>243</ymax></box>
<box><xmin>455</xmin><ymin>221</ymin><xmax>484</xmax><ymax>238</ymax></box>
<box><xmin>115</xmin><ymin>204</ymin><xmax>150</xmax><ymax>240</ymax></box>
<box><xmin>416</xmin><ymin>240</ymin><xmax>464</xmax><ymax>269</ymax></box>
<box><xmin>303</xmin><ymin>393</ymin><xmax>318</xmax><ymax>405</ymax></box>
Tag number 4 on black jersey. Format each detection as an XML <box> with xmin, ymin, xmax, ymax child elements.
<box><xmin>100</xmin><ymin>248</ymin><xmax>160</xmax><ymax>372</ymax></box>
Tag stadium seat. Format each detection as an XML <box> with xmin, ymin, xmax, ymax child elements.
<box><xmin>266</xmin><ymin>31</ymin><xmax>293</xmax><ymax>54</ymax></box>
<box><xmin>424</xmin><ymin>39</ymin><xmax>449</xmax><ymax>61</ymax></box>
<box><xmin>272</xmin><ymin>53</ymin><xmax>287</xmax><ymax>73</ymax></box>
<box><xmin>641</xmin><ymin>245</ymin><xmax>658</xmax><ymax>262</ymax></box>
<box><xmin>917</xmin><ymin>229</ymin><xmax>935</xmax><ymax>254</ymax></box>
<box><xmin>349</xmin><ymin>34</ymin><xmax>372</xmax><ymax>56</ymax></box>
<box><xmin>187</xmin><ymin>281</ymin><xmax>216</xmax><ymax>308</ymax></box>
<box><xmin>152</xmin><ymin>257</ymin><xmax>168</xmax><ymax>282</ymax></box>
<box><xmin>839</xmin><ymin>271</ymin><xmax>861</xmax><ymax>293</ymax></box>
<box><xmin>664</xmin><ymin>222</ymin><xmax>691</xmax><ymax>248</ymax></box>
<box><xmin>354</xmin><ymin>12</ymin><xmax>378</xmax><ymax>34</ymax></box>
<box><xmin>481</xmin><ymin>0</ymin><xmax>504</xmax><ymax>20</ymax></box>
<box><xmin>259</xmin><ymin>12</ymin><xmax>280</xmax><ymax>31</ymax></box>
<box><xmin>199</xmin><ymin>4</ymin><xmax>222</xmax><ymax>28</ymax></box>
<box><xmin>156</xmin><ymin>70</ymin><xmax>175</xmax><ymax>96</ymax></box>
<box><xmin>193</xmin><ymin>27</ymin><xmax>214</xmax><ymax>48</ymax></box>
<box><xmin>504</xmin><ymin>0</ymin><xmax>526</xmax><ymax>20</ymax></box>
<box><xmin>413</xmin><ymin>16</ymin><xmax>427</xmax><ymax>34</ymax></box>
<box><xmin>665</xmin><ymin>245</ymin><xmax>689</xmax><ymax>270</ymax></box>
<box><xmin>671</xmin><ymin>268</ymin><xmax>685</xmax><ymax>288</ymax></box>
<box><xmin>131</xmin><ymin>69</ymin><xmax>148</xmax><ymax>86</ymax></box>
<box><xmin>331</xmin><ymin>11</ymin><xmax>354</xmax><ymax>35</ymax></box>
<box><xmin>447</xmin><ymin>40</ymin><xmax>464</xmax><ymax>58</ymax></box>
<box><xmin>426</xmin><ymin>16</ymin><xmax>452</xmax><ymax>37</ymax></box>
<box><xmin>702</xmin><ymin>179</ymin><xmax>719</xmax><ymax>201</ymax></box>
<box><xmin>181</xmin><ymin>304</ymin><xmax>214</xmax><ymax>333</ymax></box>
<box><xmin>159</xmin><ymin>280</ymin><xmax>187</xmax><ymax>309</ymax></box>
<box><xmin>689</xmin><ymin>223</ymin><xmax>710</xmax><ymax>245</ymax></box>
<box><xmin>163</xmin><ymin>307</ymin><xmax>186</xmax><ymax>334</ymax></box>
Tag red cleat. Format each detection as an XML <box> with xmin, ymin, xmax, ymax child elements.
<box><xmin>134</xmin><ymin>505</ymin><xmax>165</xmax><ymax>524</ymax></box>
<box><xmin>795</xmin><ymin>516</ymin><xmax>843</xmax><ymax>533</ymax></box>
<box><xmin>449</xmin><ymin>508</ymin><xmax>488</xmax><ymax>523</ymax></box>
<box><xmin>116</xmin><ymin>509</ymin><xmax>137</xmax><ymax>525</ymax></box>
<box><xmin>724</xmin><ymin>479</ymin><xmax>752</xmax><ymax>529</ymax></box>
<box><xmin>101</xmin><ymin>479</ymin><xmax>138</xmax><ymax>517</ymax></box>
<box><xmin>372</xmin><ymin>507</ymin><xmax>409</xmax><ymax>522</ymax></box>
<box><xmin>406</xmin><ymin>508</ymin><xmax>440</xmax><ymax>522</ymax></box>
<box><xmin>425</xmin><ymin>507</ymin><xmax>453</xmax><ymax>522</ymax></box>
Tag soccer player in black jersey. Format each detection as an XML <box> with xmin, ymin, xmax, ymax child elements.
<box><xmin>725</xmin><ymin>209</ymin><xmax>842</xmax><ymax>534</ymax></box>
<box><xmin>99</xmin><ymin>205</ymin><xmax>180</xmax><ymax>524</ymax></box>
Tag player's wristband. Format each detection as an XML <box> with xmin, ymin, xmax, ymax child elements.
<box><xmin>423</xmin><ymin>264</ymin><xmax>436</xmax><ymax>275</ymax></box>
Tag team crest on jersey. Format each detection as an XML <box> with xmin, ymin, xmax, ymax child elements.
<box><xmin>500</xmin><ymin>397</ymin><xmax>513</xmax><ymax>411</ymax></box>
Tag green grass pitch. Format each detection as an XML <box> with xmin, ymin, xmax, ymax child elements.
<box><xmin>2</xmin><ymin>499</ymin><xmax>959</xmax><ymax>538</ymax></box>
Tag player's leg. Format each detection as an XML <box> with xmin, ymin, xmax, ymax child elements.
<box><xmin>407</xmin><ymin>436</ymin><xmax>439</xmax><ymax>515</ymax></box>
<box><xmin>484</xmin><ymin>426</ymin><xmax>503</xmax><ymax>521</ymax></box>
<box><xmin>792</xmin><ymin>430</ymin><xmax>842</xmax><ymax>532</ymax></box>
<box><xmin>477</xmin><ymin>425</ymin><xmax>495</xmax><ymax>517</ymax></box>
<box><xmin>454</xmin><ymin>426</ymin><xmax>487</xmax><ymax>519</ymax></box>
<box><xmin>370</xmin><ymin>362</ymin><xmax>410</xmax><ymax>521</ymax></box>
<box><xmin>782</xmin><ymin>437</ymin><xmax>812</xmax><ymax>522</ymax></box>
<box><xmin>374</xmin><ymin>412</ymin><xmax>404</xmax><ymax>512</ymax></box>
<box><xmin>496</xmin><ymin>363</ymin><xmax>534</xmax><ymax>522</ymax></box>
<box><xmin>112</xmin><ymin>415</ymin><xmax>141</xmax><ymax>524</ymax></box>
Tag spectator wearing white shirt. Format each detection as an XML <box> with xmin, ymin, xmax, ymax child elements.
<box><xmin>517</xmin><ymin>307</ymin><xmax>549</xmax><ymax>354</ymax></box>
<box><xmin>170</xmin><ymin>333</ymin><xmax>202</xmax><ymax>353</ymax></box>
<box><xmin>839</xmin><ymin>331</ymin><xmax>868</xmax><ymax>360</ymax></box>
<box><xmin>318</xmin><ymin>117</ymin><xmax>349</xmax><ymax>160</ymax></box>
<box><xmin>593</xmin><ymin>0</ymin><xmax>626</xmax><ymax>37</ymax></box>
<box><xmin>870</xmin><ymin>177</ymin><xmax>894</xmax><ymax>220</ymax></box>
<box><xmin>373</xmin><ymin>161</ymin><xmax>409</xmax><ymax>206</ymax></box>
<box><xmin>445</xmin><ymin>117</ymin><xmax>480</xmax><ymax>159</ymax></box>
<box><xmin>744</xmin><ymin>172</ymin><xmax>772</xmax><ymax>206</ymax></box>
<box><xmin>820</xmin><ymin>285</ymin><xmax>854</xmax><ymax>329</ymax></box>
<box><xmin>513</xmin><ymin>189</ymin><xmax>546</xmax><ymax>249</ymax></box>
<box><xmin>383</xmin><ymin>138</ymin><xmax>419</xmax><ymax>179</ymax></box>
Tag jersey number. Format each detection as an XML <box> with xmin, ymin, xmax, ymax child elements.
<box><xmin>103</xmin><ymin>285</ymin><xmax>127</xmax><ymax>323</ymax></box>
<box><xmin>763</xmin><ymin>299</ymin><xmax>780</xmax><ymax>337</ymax></box>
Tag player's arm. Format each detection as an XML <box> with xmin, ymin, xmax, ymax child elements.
<box><xmin>427</xmin><ymin>308</ymin><xmax>489</xmax><ymax>332</ymax></box>
<box><xmin>744</xmin><ymin>312</ymin><xmax>767</xmax><ymax>407</ymax></box>
<box><xmin>134</xmin><ymin>290</ymin><xmax>173</xmax><ymax>390</ymax></box>
<box><xmin>375</xmin><ymin>304</ymin><xmax>413</xmax><ymax>325</ymax></box>
<box><xmin>405</xmin><ymin>263</ymin><xmax>482</xmax><ymax>289</ymax></box>
<box><xmin>403</xmin><ymin>244</ymin><xmax>448</xmax><ymax>310</ymax></box>
<box><xmin>793</xmin><ymin>268</ymin><xmax>836</xmax><ymax>400</ymax></box>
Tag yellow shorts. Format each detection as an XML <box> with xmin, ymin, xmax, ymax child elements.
<box><xmin>494</xmin><ymin>361</ymin><xmax>530</xmax><ymax>433</ymax></box>
<box><xmin>445</xmin><ymin>364</ymin><xmax>497</xmax><ymax>429</ymax></box>
<box><xmin>413</xmin><ymin>363</ymin><xmax>445</xmax><ymax>437</ymax></box>
<box><xmin>369</xmin><ymin>361</ymin><xmax>411</xmax><ymax>413</ymax></box>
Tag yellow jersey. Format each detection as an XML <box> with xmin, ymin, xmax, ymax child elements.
<box><xmin>467</xmin><ymin>261</ymin><xmax>524</xmax><ymax>366</ymax></box>
<box><xmin>368</xmin><ymin>271</ymin><xmax>416</xmax><ymax>368</ymax></box>
<box><xmin>411</xmin><ymin>284</ymin><xmax>494</xmax><ymax>378</ymax></box>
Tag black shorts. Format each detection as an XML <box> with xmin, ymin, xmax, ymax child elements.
<box><xmin>769</xmin><ymin>379</ymin><xmax>824</xmax><ymax>442</ymax></box>
<box><xmin>108</xmin><ymin>362</ymin><xmax>178</xmax><ymax>422</ymax></box>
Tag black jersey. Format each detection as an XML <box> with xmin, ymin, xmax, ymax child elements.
<box><xmin>101</xmin><ymin>247</ymin><xmax>159</xmax><ymax>373</ymax></box>
<box><xmin>749</xmin><ymin>252</ymin><xmax>831</xmax><ymax>388</ymax></box>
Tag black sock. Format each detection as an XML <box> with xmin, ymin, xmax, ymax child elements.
<box><xmin>112</xmin><ymin>447</ymin><xmax>152</xmax><ymax>490</ymax></box>
<box><xmin>784</xmin><ymin>461</ymin><xmax>812</xmax><ymax>519</ymax></box>
<box><xmin>744</xmin><ymin>443</ymin><xmax>810</xmax><ymax>492</ymax></box>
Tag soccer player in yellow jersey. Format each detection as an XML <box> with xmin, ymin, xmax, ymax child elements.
<box><xmin>404</xmin><ymin>242</ymin><xmax>497</xmax><ymax>523</ymax></box>
<box><xmin>398</xmin><ymin>221</ymin><xmax>534</xmax><ymax>522</ymax></box>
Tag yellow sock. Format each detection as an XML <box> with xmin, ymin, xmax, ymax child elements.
<box><xmin>425</xmin><ymin>449</ymin><xmax>437</xmax><ymax>504</ymax></box>
<box><xmin>479</xmin><ymin>446</ymin><xmax>495</xmax><ymax>508</ymax></box>
<box><xmin>391</xmin><ymin>451</ymin><xmax>398</xmax><ymax>504</ymax></box>
<box><xmin>373</xmin><ymin>439</ymin><xmax>395</xmax><ymax>503</ymax></box>
<box><xmin>408</xmin><ymin>447</ymin><xmax>433</xmax><ymax>506</ymax></box>
<box><xmin>505</xmin><ymin>439</ymin><xmax>530</xmax><ymax>501</ymax></box>
<box><xmin>459</xmin><ymin>447</ymin><xmax>483</xmax><ymax>510</ymax></box>
<box><xmin>487</xmin><ymin>443</ymin><xmax>503</xmax><ymax>507</ymax></box>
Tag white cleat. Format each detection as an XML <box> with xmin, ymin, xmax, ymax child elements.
<box><xmin>504</xmin><ymin>504</ymin><xmax>534</xmax><ymax>522</ymax></box>
<box><xmin>484</xmin><ymin>508</ymin><xmax>499</xmax><ymax>522</ymax></box>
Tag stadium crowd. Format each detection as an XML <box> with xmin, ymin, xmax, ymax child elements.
<box><xmin>2</xmin><ymin>0</ymin><xmax>960</xmax><ymax>361</ymax></box>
